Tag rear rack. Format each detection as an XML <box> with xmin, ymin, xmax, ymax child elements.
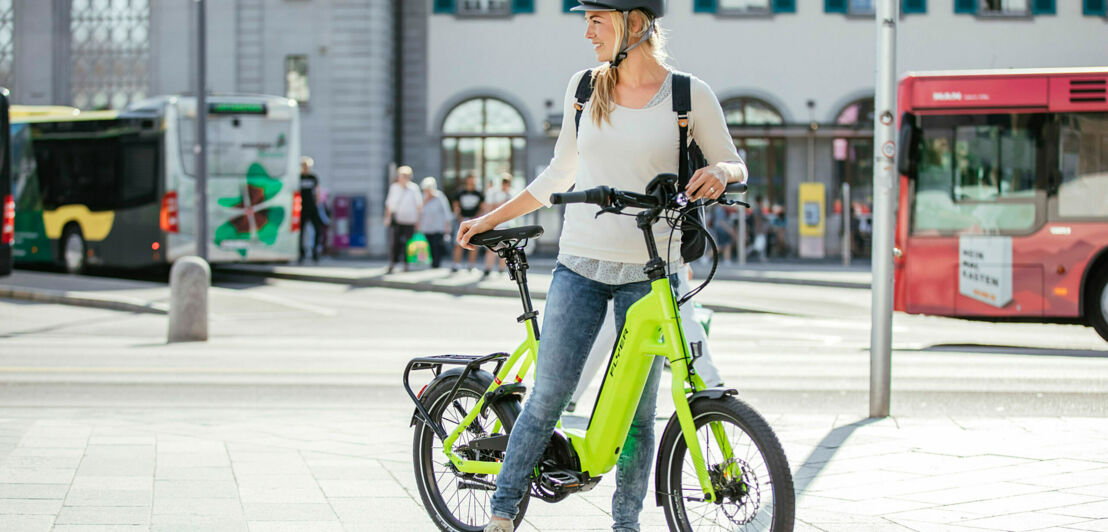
<box><xmin>403</xmin><ymin>352</ymin><xmax>509</xmax><ymax>441</ymax></box>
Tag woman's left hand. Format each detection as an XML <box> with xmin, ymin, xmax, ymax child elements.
<box><xmin>686</xmin><ymin>165</ymin><xmax>728</xmax><ymax>201</ymax></box>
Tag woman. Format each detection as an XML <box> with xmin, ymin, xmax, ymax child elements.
<box><xmin>418</xmin><ymin>177</ymin><xmax>453</xmax><ymax>269</ymax></box>
<box><xmin>383</xmin><ymin>166</ymin><xmax>422</xmax><ymax>273</ymax></box>
<box><xmin>457</xmin><ymin>2</ymin><xmax>746</xmax><ymax>530</ymax></box>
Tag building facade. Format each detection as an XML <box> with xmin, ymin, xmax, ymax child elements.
<box><xmin>1</xmin><ymin>0</ymin><xmax>1106</xmax><ymax>257</ymax></box>
<box><xmin>422</xmin><ymin>0</ymin><xmax>1108</xmax><ymax>257</ymax></box>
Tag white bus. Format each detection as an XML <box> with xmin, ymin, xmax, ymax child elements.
<box><xmin>11</xmin><ymin>94</ymin><xmax>302</xmax><ymax>272</ymax></box>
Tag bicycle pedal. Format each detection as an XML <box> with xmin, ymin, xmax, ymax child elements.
<box><xmin>540</xmin><ymin>470</ymin><xmax>581</xmax><ymax>488</ymax></box>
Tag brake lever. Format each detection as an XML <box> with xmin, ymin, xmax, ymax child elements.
<box><xmin>719</xmin><ymin>199</ymin><xmax>751</xmax><ymax>209</ymax></box>
<box><xmin>594</xmin><ymin>205</ymin><xmax>623</xmax><ymax>218</ymax></box>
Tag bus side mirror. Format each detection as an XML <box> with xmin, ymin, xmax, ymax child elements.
<box><xmin>897</xmin><ymin>112</ymin><xmax>920</xmax><ymax>178</ymax></box>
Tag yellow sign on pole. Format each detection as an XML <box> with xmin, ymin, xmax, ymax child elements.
<box><xmin>798</xmin><ymin>183</ymin><xmax>825</xmax><ymax>237</ymax></box>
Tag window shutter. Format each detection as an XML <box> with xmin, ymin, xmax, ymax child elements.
<box><xmin>512</xmin><ymin>0</ymin><xmax>535</xmax><ymax>13</ymax></box>
<box><xmin>953</xmin><ymin>0</ymin><xmax>976</xmax><ymax>14</ymax></box>
<box><xmin>1030</xmin><ymin>0</ymin><xmax>1055</xmax><ymax>14</ymax></box>
<box><xmin>1085</xmin><ymin>0</ymin><xmax>1107</xmax><ymax>16</ymax></box>
<box><xmin>773</xmin><ymin>0</ymin><xmax>796</xmax><ymax>13</ymax></box>
<box><xmin>825</xmin><ymin>0</ymin><xmax>847</xmax><ymax>13</ymax></box>
<box><xmin>433</xmin><ymin>0</ymin><xmax>455</xmax><ymax>14</ymax></box>
<box><xmin>564</xmin><ymin>0</ymin><xmax>578</xmax><ymax>13</ymax></box>
<box><xmin>693</xmin><ymin>0</ymin><xmax>717</xmax><ymax>13</ymax></box>
<box><xmin>902</xmin><ymin>0</ymin><xmax>927</xmax><ymax>14</ymax></box>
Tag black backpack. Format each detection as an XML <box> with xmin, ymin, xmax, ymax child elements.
<box><xmin>573</xmin><ymin>70</ymin><xmax>709</xmax><ymax>262</ymax></box>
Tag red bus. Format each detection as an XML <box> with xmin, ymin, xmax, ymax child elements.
<box><xmin>894</xmin><ymin>67</ymin><xmax>1108</xmax><ymax>342</ymax></box>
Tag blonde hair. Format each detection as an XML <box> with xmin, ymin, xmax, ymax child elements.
<box><xmin>590</xmin><ymin>9</ymin><xmax>670</xmax><ymax>128</ymax></box>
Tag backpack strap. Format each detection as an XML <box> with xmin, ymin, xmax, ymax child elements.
<box><xmin>673</xmin><ymin>73</ymin><xmax>692</xmax><ymax>188</ymax></box>
<box><xmin>573</xmin><ymin>69</ymin><xmax>594</xmax><ymax>135</ymax></box>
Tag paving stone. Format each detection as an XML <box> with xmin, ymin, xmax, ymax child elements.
<box><xmin>0</xmin><ymin>498</ymin><xmax>66</xmax><ymax>515</ymax></box>
<box><xmin>154</xmin><ymin>466</ymin><xmax>236</xmax><ymax>481</ymax></box>
<box><xmin>152</xmin><ymin>497</ymin><xmax>244</xmax><ymax>517</ymax></box>
<box><xmin>0</xmin><ymin>468</ymin><xmax>75</xmax><ymax>484</ymax></box>
<box><xmin>241</xmin><ymin>503</ymin><xmax>337</xmax><ymax>521</ymax></box>
<box><xmin>69</xmin><ymin>476</ymin><xmax>152</xmax><ymax>491</ymax></box>
<box><xmin>151</xmin><ymin>514</ymin><xmax>248</xmax><ymax>532</ymax></box>
<box><xmin>246</xmin><ymin>522</ymin><xmax>344</xmax><ymax>532</ymax></box>
<box><xmin>0</xmin><ymin>515</ymin><xmax>56</xmax><ymax>532</ymax></box>
<box><xmin>54</xmin><ymin>506</ymin><xmax>151</xmax><ymax>526</ymax></box>
<box><xmin>957</xmin><ymin>511</ymin><xmax>1090</xmax><ymax>531</ymax></box>
<box><xmin>154</xmin><ymin>479</ymin><xmax>240</xmax><ymax>499</ymax></box>
<box><xmin>63</xmin><ymin>488</ymin><xmax>153</xmax><ymax>507</ymax></box>
<box><xmin>0</xmin><ymin>483</ymin><xmax>71</xmax><ymax>499</ymax></box>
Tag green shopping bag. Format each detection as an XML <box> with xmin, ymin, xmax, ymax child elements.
<box><xmin>406</xmin><ymin>232</ymin><xmax>431</xmax><ymax>266</ymax></box>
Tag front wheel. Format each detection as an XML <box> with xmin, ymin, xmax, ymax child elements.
<box><xmin>657</xmin><ymin>396</ymin><xmax>795</xmax><ymax>532</ymax></box>
<box><xmin>413</xmin><ymin>373</ymin><xmax>528</xmax><ymax>532</ymax></box>
<box><xmin>62</xmin><ymin>226</ymin><xmax>87</xmax><ymax>275</ymax></box>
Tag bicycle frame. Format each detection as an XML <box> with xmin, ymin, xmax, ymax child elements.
<box><xmin>435</xmin><ymin>274</ymin><xmax>730</xmax><ymax>503</ymax></box>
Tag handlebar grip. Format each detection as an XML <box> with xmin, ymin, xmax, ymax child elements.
<box><xmin>550</xmin><ymin>187</ymin><xmax>610</xmax><ymax>206</ymax></box>
<box><xmin>724</xmin><ymin>182</ymin><xmax>748</xmax><ymax>195</ymax></box>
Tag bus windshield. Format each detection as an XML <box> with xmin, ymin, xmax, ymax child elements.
<box><xmin>910</xmin><ymin>112</ymin><xmax>1108</xmax><ymax>236</ymax></box>
<box><xmin>177</xmin><ymin>113</ymin><xmax>291</xmax><ymax>178</ymax></box>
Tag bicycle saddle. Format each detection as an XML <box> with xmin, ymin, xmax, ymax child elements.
<box><xmin>470</xmin><ymin>225</ymin><xmax>544</xmax><ymax>248</ymax></box>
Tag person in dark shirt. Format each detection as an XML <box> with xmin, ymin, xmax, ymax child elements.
<box><xmin>298</xmin><ymin>156</ymin><xmax>329</xmax><ymax>263</ymax></box>
<box><xmin>451</xmin><ymin>173</ymin><xmax>485</xmax><ymax>272</ymax></box>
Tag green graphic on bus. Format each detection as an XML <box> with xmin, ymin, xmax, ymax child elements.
<box><xmin>214</xmin><ymin>162</ymin><xmax>286</xmax><ymax>257</ymax></box>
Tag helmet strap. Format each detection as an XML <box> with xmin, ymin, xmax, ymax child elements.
<box><xmin>609</xmin><ymin>13</ymin><xmax>654</xmax><ymax>69</ymax></box>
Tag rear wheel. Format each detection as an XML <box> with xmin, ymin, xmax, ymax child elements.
<box><xmin>1088</xmin><ymin>267</ymin><xmax>1108</xmax><ymax>342</ymax></box>
<box><xmin>61</xmin><ymin>226</ymin><xmax>86</xmax><ymax>275</ymax></box>
<box><xmin>413</xmin><ymin>374</ymin><xmax>528</xmax><ymax>532</ymax></box>
<box><xmin>658</xmin><ymin>396</ymin><xmax>794</xmax><ymax>532</ymax></box>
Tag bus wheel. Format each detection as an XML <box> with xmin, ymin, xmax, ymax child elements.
<box><xmin>62</xmin><ymin>226</ymin><xmax>87</xmax><ymax>275</ymax></box>
<box><xmin>1090</xmin><ymin>268</ymin><xmax>1108</xmax><ymax>343</ymax></box>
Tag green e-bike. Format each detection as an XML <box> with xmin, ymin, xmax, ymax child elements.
<box><xmin>404</xmin><ymin>174</ymin><xmax>794</xmax><ymax>532</ymax></box>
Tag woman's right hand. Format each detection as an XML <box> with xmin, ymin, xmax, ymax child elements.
<box><xmin>456</xmin><ymin>215</ymin><xmax>496</xmax><ymax>250</ymax></box>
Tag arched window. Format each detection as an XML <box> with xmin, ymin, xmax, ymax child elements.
<box><xmin>832</xmin><ymin>97</ymin><xmax>875</xmax><ymax>256</ymax></box>
<box><xmin>721</xmin><ymin>97</ymin><xmax>786</xmax><ymax>211</ymax></box>
<box><xmin>441</xmin><ymin>97</ymin><xmax>527</xmax><ymax>198</ymax></box>
<box><xmin>722</xmin><ymin>97</ymin><xmax>784</xmax><ymax>127</ymax></box>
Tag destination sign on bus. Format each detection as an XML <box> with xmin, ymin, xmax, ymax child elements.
<box><xmin>208</xmin><ymin>102</ymin><xmax>267</xmax><ymax>115</ymax></box>
<box><xmin>911</xmin><ymin>78</ymin><xmax>1047</xmax><ymax>109</ymax></box>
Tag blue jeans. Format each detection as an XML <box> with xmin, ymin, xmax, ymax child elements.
<box><xmin>490</xmin><ymin>263</ymin><xmax>669</xmax><ymax>532</ymax></box>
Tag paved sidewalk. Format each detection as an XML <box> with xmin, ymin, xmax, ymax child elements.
<box><xmin>0</xmin><ymin>404</ymin><xmax>1105</xmax><ymax>531</ymax></box>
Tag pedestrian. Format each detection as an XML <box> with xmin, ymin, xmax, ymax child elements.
<box><xmin>298</xmin><ymin>156</ymin><xmax>329</xmax><ymax>263</ymax></box>
<box><xmin>456</xmin><ymin>2</ymin><xmax>747</xmax><ymax>530</ymax></box>
<box><xmin>482</xmin><ymin>174</ymin><xmax>515</xmax><ymax>276</ymax></box>
<box><xmin>748</xmin><ymin>195</ymin><xmax>769</xmax><ymax>263</ymax></box>
<box><xmin>710</xmin><ymin>203</ymin><xmax>737</xmax><ymax>265</ymax></box>
<box><xmin>451</xmin><ymin>173</ymin><xmax>485</xmax><ymax>272</ymax></box>
<box><xmin>418</xmin><ymin>177</ymin><xmax>453</xmax><ymax>269</ymax></box>
<box><xmin>383</xmin><ymin>165</ymin><xmax>422</xmax><ymax>274</ymax></box>
<box><xmin>567</xmin><ymin>264</ymin><xmax>724</xmax><ymax>413</ymax></box>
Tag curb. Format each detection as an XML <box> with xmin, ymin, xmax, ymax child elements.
<box><xmin>0</xmin><ymin>286</ymin><xmax>168</xmax><ymax>315</ymax></box>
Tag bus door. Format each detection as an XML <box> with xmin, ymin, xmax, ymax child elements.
<box><xmin>903</xmin><ymin>112</ymin><xmax>1049</xmax><ymax>317</ymax></box>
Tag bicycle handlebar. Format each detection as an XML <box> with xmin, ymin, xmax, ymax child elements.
<box><xmin>550</xmin><ymin>187</ymin><xmax>611</xmax><ymax>206</ymax></box>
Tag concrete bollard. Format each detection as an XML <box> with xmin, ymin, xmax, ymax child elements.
<box><xmin>168</xmin><ymin>256</ymin><xmax>210</xmax><ymax>343</ymax></box>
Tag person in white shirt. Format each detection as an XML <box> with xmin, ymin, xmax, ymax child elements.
<box><xmin>383</xmin><ymin>165</ymin><xmax>422</xmax><ymax>273</ymax></box>
<box><xmin>457</xmin><ymin>2</ymin><xmax>746</xmax><ymax>531</ymax></box>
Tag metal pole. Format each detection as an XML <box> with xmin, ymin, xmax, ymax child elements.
<box><xmin>870</xmin><ymin>0</ymin><xmax>898</xmax><ymax>418</ymax></box>
<box><xmin>842</xmin><ymin>182</ymin><xmax>851</xmax><ymax>266</ymax></box>
<box><xmin>194</xmin><ymin>0</ymin><xmax>208</xmax><ymax>261</ymax></box>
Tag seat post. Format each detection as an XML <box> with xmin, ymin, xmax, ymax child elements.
<box><xmin>500</xmin><ymin>244</ymin><xmax>540</xmax><ymax>340</ymax></box>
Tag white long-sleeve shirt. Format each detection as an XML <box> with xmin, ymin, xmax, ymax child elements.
<box><xmin>527</xmin><ymin>68</ymin><xmax>747</xmax><ymax>264</ymax></box>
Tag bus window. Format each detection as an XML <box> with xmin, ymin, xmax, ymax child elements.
<box><xmin>178</xmin><ymin>114</ymin><xmax>291</xmax><ymax>179</ymax></box>
<box><xmin>37</xmin><ymin>140</ymin><xmax>120</xmax><ymax>211</ymax></box>
<box><xmin>1058</xmin><ymin>113</ymin><xmax>1108</xmax><ymax>220</ymax></box>
<box><xmin>120</xmin><ymin>140</ymin><xmax>158</xmax><ymax>207</ymax></box>
<box><xmin>911</xmin><ymin>114</ymin><xmax>1041</xmax><ymax>237</ymax></box>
